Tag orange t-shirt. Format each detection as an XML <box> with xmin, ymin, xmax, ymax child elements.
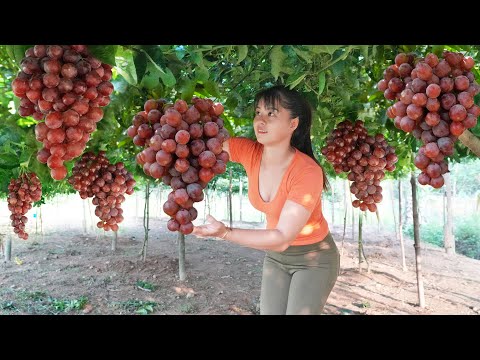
<box><xmin>229</xmin><ymin>137</ymin><xmax>329</xmax><ymax>246</ymax></box>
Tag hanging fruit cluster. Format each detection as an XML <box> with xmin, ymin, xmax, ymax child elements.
<box><xmin>378</xmin><ymin>50</ymin><xmax>479</xmax><ymax>188</ymax></box>
<box><xmin>11</xmin><ymin>45</ymin><xmax>114</xmax><ymax>181</ymax></box>
<box><xmin>128</xmin><ymin>97</ymin><xmax>230</xmax><ymax>234</ymax></box>
<box><xmin>68</xmin><ymin>151</ymin><xmax>135</xmax><ymax>232</ymax></box>
<box><xmin>322</xmin><ymin>120</ymin><xmax>398</xmax><ymax>212</ymax></box>
<box><xmin>7</xmin><ymin>172</ymin><xmax>42</xmax><ymax>239</ymax></box>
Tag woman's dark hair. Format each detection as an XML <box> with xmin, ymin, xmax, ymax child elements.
<box><xmin>254</xmin><ymin>85</ymin><xmax>329</xmax><ymax>191</ymax></box>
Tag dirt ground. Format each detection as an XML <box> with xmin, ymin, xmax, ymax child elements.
<box><xmin>0</xmin><ymin>218</ymin><xmax>479</xmax><ymax>315</ymax></box>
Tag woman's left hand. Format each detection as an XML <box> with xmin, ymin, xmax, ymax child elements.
<box><xmin>192</xmin><ymin>215</ymin><xmax>228</xmax><ymax>239</ymax></box>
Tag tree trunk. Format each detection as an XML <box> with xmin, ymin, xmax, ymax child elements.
<box><xmin>228</xmin><ymin>168</ymin><xmax>233</xmax><ymax>228</ymax></box>
<box><xmin>458</xmin><ymin>129</ymin><xmax>480</xmax><ymax>157</ymax></box>
<box><xmin>178</xmin><ymin>232</ymin><xmax>186</xmax><ymax>281</ymax></box>
<box><xmin>140</xmin><ymin>181</ymin><xmax>150</xmax><ymax>261</ymax></box>
<box><xmin>443</xmin><ymin>172</ymin><xmax>455</xmax><ymax>255</ymax></box>
<box><xmin>111</xmin><ymin>231</ymin><xmax>117</xmax><ymax>252</ymax></box>
<box><xmin>398</xmin><ymin>180</ymin><xmax>407</xmax><ymax>272</ymax></box>
<box><xmin>239</xmin><ymin>177</ymin><xmax>243</xmax><ymax>222</ymax></box>
<box><xmin>5</xmin><ymin>236</ymin><xmax>12</xmax><ymax>262</ymax></box>
<box><xmin>410</xmin><ymin>173</ymin><xmax>426</xmax><ymax>308</ymax></box>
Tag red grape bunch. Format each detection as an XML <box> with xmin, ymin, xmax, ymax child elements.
<box><xmin>11</xmin><ymin>45</ymin><xmax>114</xmax><ymax>181</ymax></box>
<box><xmin>7</xmin><ymin>172</ymin><xmax>42</xmax><ymax>240</ymax></box>
<box><xmin>68</xmin><ymin>151</ymin><xmax>136</xmax><ymax>232</ymax></box>
<box><xmin>322</xmin><ymin>120</ymin><xmax>398</xmax><ymax>212</ymax></box>
<box><xmin>127</xmin><ymin>97</ymin><xmax>230</xmax><ymax>234</ymax></box>
<box><xmin>378</xmin><ymin>50</ymin><xmax>480</xmax><ymax>188</ymax></box>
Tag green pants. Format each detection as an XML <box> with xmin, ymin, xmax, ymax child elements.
<box><xmin>260</xmin><ymin>232</ymin><xmax>340</xmax><ymax>315</ymax></box>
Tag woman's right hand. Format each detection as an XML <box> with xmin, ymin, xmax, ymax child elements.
<box><xmin>192</xmin><ymin>214</ymin><xmax>229</xmax><ymax>239</ymax></box>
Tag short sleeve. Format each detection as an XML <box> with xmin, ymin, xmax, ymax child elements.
<box><xmin>228</xmin><ymin>137</ymin><xmax>258</xmax><ymax>167</ymax></box>
<box><xmin>286</xmin><ymin>166</ymin><xmax>323</xmax><ymax>213</ymax></box>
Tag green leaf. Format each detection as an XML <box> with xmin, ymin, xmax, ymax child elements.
<box><xmin>179</xmin><ymin>78</ymin><xmax>197</xmax><ymax>101</ymax></box>
<box><xmin>136</xmin><ymin>308</ymin><xmax>148</xmax><ymax>315</ymax></box>
<box><xmin>88</xmin><ymin>45</ymin><xmax>118</xmax><ymax>66</ymax></box>
<box><xmin>6</xmin><ymin>45</ymin><xmax>32</xmax><ymax>68</ymax></box>
<box><xmin>270</xmin><ymin>45</ymin><xmax>287</xmax><ymax>80</ymax></box>
<box><xmin>0</xmin><ymin>154</ymin><xmax>19</xmax><ymax>169</ymax></box>
<box><xmin>195</xmin><ymin>67</ymin><xmax>209</xmax><ymax>82</ymax></box>
<box><xmin>286</xmin><ymin>72</ymin><xmax>307</xmax><ymax>90</ymax></box>
<box><xmin>204</xmin><ymin>80</ymin><xmax>220</xmax><ymax>98</ymax></box>
<box><xmin>133</xmin><ymin>52</ymin><xmax>148</xmax><ymax>84</ymax></box>
<box><xmin>115</xmin><ymin>48</ymin><xmax>137</xmax><ymax>85</ymax></box>
<box><xmin>359</xmin><ymin>45</ymin><xmax>369</xmax><ymax>62</ymax></box>
<box><xmin>431</xmin><ymin>45</ymin><xmax>445</xmax><ymax>57</ymax></box>
<box><xmin>226</xmin><ymin>95</ymin><xmax>239</xmax><ymax>110</ymax></box>
<box><xmin>236</xmin><ymin>45</ymin><xmax>248</xmax><ymax>63</ymax></box>
<box><xmin>315</xmin><ymin>45</ymin><xmax>340</xmax><ymax>55</ymax></box>
<box><xmin>141</xmin><ymin>62</ymin><xmax>161</xmax><ymax>90</ymax></box>
<box><xmin>159</xmin><ymin>67</ymin><xmax>176</xmax><ymax>88</ymax></box>
<box><xmin>293</xmin><ymin>47</ymin><xmax>312</xmax><ymax>63</ymax></box>
<box><xmin>318</xmin><ymin>71</ymin><xmax>326</xmax><ymax>95</ymax></box>
<box><xmin>190</xmin><ymin>51</ymin><xmax>203</xmax><ymax>66</ymax></box>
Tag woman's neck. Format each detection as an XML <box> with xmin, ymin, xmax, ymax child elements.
<box><xmin>261</xmin><ymin>142</ymin><xmax>296</xmax><ymax>167</ymax></box>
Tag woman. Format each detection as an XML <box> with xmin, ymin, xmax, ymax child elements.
<box><xmin>192</xmin><ymin>85</ymin><xmax>340</xmax><ymax>315</ymax></box>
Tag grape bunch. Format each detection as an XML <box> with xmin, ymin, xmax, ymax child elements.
<box><xmin>322</xmin><ymin>120</ymin><xmax>398</xmax><ymax>212</ymax></box>
<box><xmin>11</xmin><ymin>45</ymin><xmax>114</xmax><ymax>181</ymax></box>
<box><xmin>68</xmin><ymin>152</ymin><xmax>135</xmax><ymax>232</ymax></box>
<box><xmin>6</xmin><ymin>172</ymin><xmax>42</xmax><ymax>240</ymax></box>
<box><xmin>127</xmin><ymin>97</ymin><xmax>230</xmax><ymax>234</ymax></box>
<box><xmin>378</xmin><ymin>51</ymin><xmax>480</xmax><ymax>188</ymax></box>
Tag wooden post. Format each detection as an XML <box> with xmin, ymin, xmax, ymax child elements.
<box><xmin>0</xmin><ymin>233</ymin><xmax>4</xmax><ymax>258</ymax></box>
<box><xmin>82</xmin><ymin>199</ymin><xmax>88</xmax><ymax>235</ymax></box>
<box><xmin>204</xmin><ymin>184</ymin><xmax>209</xmax><ymax>223</ymax></box>
<box><xmin>140</xmin><ymin>181</ymin><xmax>150</xmax><ymax>261</ymax></box>
<box><xmin>443</xmin><ymin>172</ymin><xmax>455</xmax><ymax>255</ymax></box>
<box><xmin>39</xmin><ymin>206</ymin><xmax>44</xmax><ymax>241</ymax></box>
<box><xmin>349</xmin><ymin>191</ymin><xmax>355</xmax><ymax>243</ymax></box>
<box><xmin>341</xmin><ymin>179</ymin><xmax>348</xmax><ymax>256</ymax></box>
<box><xmin>178</xmin><ymin>232</ymin><xmax>186</xmax><ymax>281</ymax></box>
<box><xmin>228</xmin><ymin>168</ymin><xmax>233</xmax><ymax>228</ymax></box>
<box><xmin>398</xmin><ymin>179</ymin><xmax>407</xmax><ymax>272</ymax></box>
<box><xmin>359</xmin><ymin>212</ymin><xmax>370</xmax><ymax>273</ymax></box>
<box><xmin>5</xmin><ymin>236</ymin><xmax>12</xmax><ymax>262</ymax></box>
<box><xmin>331</xmin><ymin>181</ymin><xmax>335</xmax><ymax>226</ymax></box>
<box><xmin>458</xmin><ymin>129</ymin><xmax>480</xmax><ymax>157</ymax></box>
<box><xmin>410</xmin><ymin>172</ymin><xmax>426</xmax><ymax>308</ymax></box>
<box><xmin>112</xmin><ymin>231</ymin><xmax>117</xmax><ymax>252</ymax></box>
<box><xmin>239</xmin><ymin>177</ymin><xmax>243</xmax><ymax>222</ymax></box>
<box><xmin>87</xmin><ymin>201</ymin><xmax>95</xmax><ymax>232</ymax></box>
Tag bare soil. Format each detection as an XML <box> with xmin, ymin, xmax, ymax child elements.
<box><xmin>1</xmin><ymin>218</ymin><xmax>479</xmax><ymax>315</ymax></box>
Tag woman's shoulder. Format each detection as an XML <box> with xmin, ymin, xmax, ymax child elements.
<box><xmin>291</xmin><ymin>150</ymin><xmax>323</xmax><ymax>176</ymax></box>
<box><xmin>230</xmin><ymin>137</ymin><xmax>260</xmax><ymax>149</ymax></box>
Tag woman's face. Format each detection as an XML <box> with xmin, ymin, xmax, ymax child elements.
<box><xmin>253</xmin><ymin>99</ymin><xmax>297</xmax><ymax>146</ymax></box>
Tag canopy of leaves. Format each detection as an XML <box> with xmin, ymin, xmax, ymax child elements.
<box><xmin>0</xmin><ymin>44</ymin><xmax>479</xmax><ymax>198</ymax></box>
